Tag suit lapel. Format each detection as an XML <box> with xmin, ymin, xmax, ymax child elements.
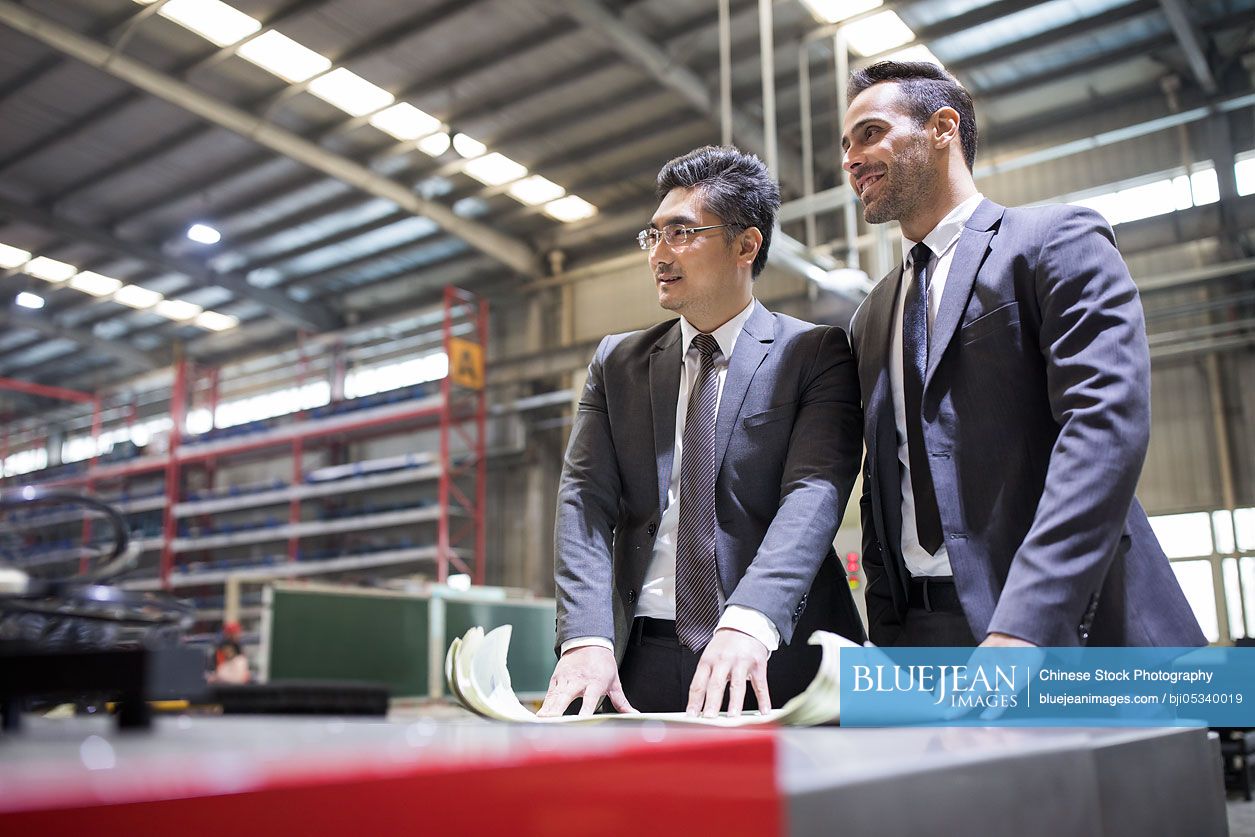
<box><xmin>925</xmin><ymin>198</ymin><xmax>1004</xmax><ymax>387</ymax></box>
<box><xmin>861</xmin><ymin>270</ymin><xmax>909</xmax><ymax>602</ymax></box>
<box><xmin>713</xmin><ymin>300</ymin><xmax>773</xmax><ymax>472</ymax></box>
<box><xmin>649</xmin><ymin>322</ymin><xmax>682</xmax><ymax>515</ymax></box>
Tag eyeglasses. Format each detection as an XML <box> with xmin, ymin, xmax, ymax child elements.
<box><xmin>636</xmin><ymin>223</ymin><xmax>737</xmax><ymax>251</ymax></box>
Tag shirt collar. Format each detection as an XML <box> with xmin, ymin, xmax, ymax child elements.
<box><xmin>680</xmin><ymin>297</ymin><xmax>755</xmax><ymax>360</ymax></box>
<box><xmin>901</xmin><ymin>192</ymin><xmax>985</xmax><ymax>267</ymax></box>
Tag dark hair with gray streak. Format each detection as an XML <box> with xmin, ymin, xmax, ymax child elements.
<box><xmin>655</xmin><ymin>145</ymin><xmax>780</xmax><ymax>278</ymax></box>
<box><xmin>847</xmin><ymin>61</ymin><xmax>978</xmax><ymax>171</ymax></box>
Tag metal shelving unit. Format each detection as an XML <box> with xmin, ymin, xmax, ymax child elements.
<box><xmin>1</xmin><ymin>287</ymin><xmax>489</xmax><ymax>637</ymax></box>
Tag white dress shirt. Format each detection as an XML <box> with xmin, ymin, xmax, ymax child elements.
<box><xmin>891</xmin><ymin>192</ymin><xmax>985</xmax><ymax>578</ymax></box>
<box><xmin>562</xmin><ymin>298</ymin><xmax>780</xmax><ymax>656</ymax></box>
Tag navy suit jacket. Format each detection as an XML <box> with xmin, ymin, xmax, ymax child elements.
<box><xmin>849</xmin><ymin>199</ymin><xmax>1205</xmax><ymax>647</ymax></box>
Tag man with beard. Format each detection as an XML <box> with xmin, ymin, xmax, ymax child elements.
<box><xmin>539</xmin><ymin>146</ymin><xmax>865</xmax><ymax>718</ymax></box>
<box><xmin>843</xmin><ymin>61</ymin><xmax>1204</xmax><ymax>648</ymax></box>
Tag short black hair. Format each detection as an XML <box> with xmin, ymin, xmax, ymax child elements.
<box><xmin>655</xmin><ymin>145</ymin><xmax>780</xmax><ymax>277</ymax></box>
<box><xmin>847</xmin><ymin>61</ymin><xmax>978</xmax><ymax>171</ymax></box>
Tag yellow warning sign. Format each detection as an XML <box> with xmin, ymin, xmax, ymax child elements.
<box><xmin>449</xmin><ymin>337</ymin><xmax>484</xmax><ymax>390</ymax></box>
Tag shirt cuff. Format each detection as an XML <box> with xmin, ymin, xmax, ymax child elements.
<box><xmin>560</xmin><ymin>636</ymin><xmax>614</xmax><ymax>655</ymax></box>
<box><xmin>718</xmin><ymin>606</ymin><xmax>780</xmax><ymax>653</ymax></box>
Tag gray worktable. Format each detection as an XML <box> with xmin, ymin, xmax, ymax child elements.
<box><xmin>0</xmin><ymin>712</ymin><xmax>1228</xmax><ymax>836</ymax></box>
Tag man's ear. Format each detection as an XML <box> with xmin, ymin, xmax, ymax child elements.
<box><xmin>932</xmin><ymin>106</ymin><xmax>961</xmax><ymax>153</ymax></box>
<box><xmin>737</xmin><ymin>226</ymin><xmax>763</xmax><ymax>268</ymax></box>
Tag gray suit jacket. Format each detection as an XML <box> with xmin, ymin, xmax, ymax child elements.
<box><xmin>555</xmin><ymin>300</ymin><xmax>866</xmax><ymax>664</ymax></box>
<box><xmin>850</xmin><ymin>199</ymin><xmax>1205</xmax><ymax>647</ymax></box>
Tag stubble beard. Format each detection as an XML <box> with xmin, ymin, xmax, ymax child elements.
<box><xmin>861</xmin><ymin>137</ymin><xmax>934</xmax><ymax>226</ymax></box>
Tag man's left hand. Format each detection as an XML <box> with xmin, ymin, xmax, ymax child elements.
<box><xmin>686</xmin><ymin>628</ymin><xmax>771</xmax><ymax>718</ymax></box>
<box><xmin>981</xmin><ymin>632</ymin><xmax>1036</xmax><ymax>647</ymax></box>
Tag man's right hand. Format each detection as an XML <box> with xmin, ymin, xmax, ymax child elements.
<box><xmin>537</xmin><ymin>645</ymin><xmax>636</xmax><ymax>717</ymax></box>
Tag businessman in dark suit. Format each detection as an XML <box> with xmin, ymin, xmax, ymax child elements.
<box><xmin>538</xmin><ymin>146</ymin><xmax>865</xmax><ymax>718</ymax></box>
<box><xmin>843</xmin><ymin>61</ymin><xmax>1204</xmax><ymax>648</ymax></box>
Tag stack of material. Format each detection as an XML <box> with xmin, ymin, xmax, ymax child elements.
<box><xmin>445</xmin><ymin>625</ymin><xmax>857</xmax><ymax>727</ymax></box>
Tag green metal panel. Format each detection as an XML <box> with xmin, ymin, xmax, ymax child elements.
<box><xmin>442</xmin><ymin>599</ymin><xmax>557</xmax><ymax>696</ymax></box>
<box><xmin>268</xmin><ymin>587</ymin><xmax>430</xmax><ymax>698</ymax></box>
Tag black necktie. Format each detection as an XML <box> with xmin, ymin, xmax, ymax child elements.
<box><xmin>674</xmin><ymin>333</ymin><xmax>722</xmax><ymax>652</ymax></box>
<box><xmin>904</xmin><ymin>242</ymin><xmax>943</xmax><ymax>554</ymax></box>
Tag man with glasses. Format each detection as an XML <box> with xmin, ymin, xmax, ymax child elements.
<box><xmin>539</xmin><ymin>146</ymin><xmax>865</xmax><ymax>718</ymax></box>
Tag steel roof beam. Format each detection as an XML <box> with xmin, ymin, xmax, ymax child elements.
<box><xmin>525</xmin><ymin>0</ymin><xmax>806</xmax><ymax>193</ymax></box>
<box><xmin>0</xmin><ymin>195</ymin><xmax>338</xmax><ymax>333</ymax></box>
<box><xmin>0</xmin><ymin>1</ymin><xmax>540</xmax><ymax>278</ymax></box>
<box><xmin>1158</xmin><ymin>0</ymin><xmax>1218</xmax><ymax>94</ymax></box>
<box><xmin>0</xmin><ymin>310</ymin><xmax>163</xmax><ymax>372</ymax></box>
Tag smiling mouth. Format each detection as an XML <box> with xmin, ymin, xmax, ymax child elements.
<box><xmin>656</xmin><ymin>273</ymin><xmax>682</xmax><ymax>284</ymax></box>
<box><xmin>857</xmin><ymin>173</ymin><xmax>883</xmax><ymax>198</ymax></box>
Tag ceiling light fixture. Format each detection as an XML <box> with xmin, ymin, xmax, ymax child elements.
<box><xmin>24</xmin><ymin>256</ymin><xmax>77</xmax><ymax>283</ymax></box>
<box><xmin>68</xmin><ymin>271</ymin><xmax>123</xmax><ymax>297</ymax></box>
<box><xmin>113</xmin><ymin>284</ymin><xmax>164</xmax><ymax>310</ymax></box>
<box><xmin>0</xmin><ymin>243</ymin><xmax>31</xmax><ymax>269</ymax></box>
<box><xmin>462</xmin><ymin>152</ymin><xmax>528</xmax><ymax>186</ymax></box>
<box><xmin>369</xmin><ymin>103</ymin><xmax>442</xmax><ymax>141</ymax></box>
<box><xmin>843</xmin><ymin>10</ymin><xmax>915</xmax><ymax>56</ymax></box>
<box><xmin>236</xmin><ymin>30</ymin><xmax>332</xmax><ymax>82</ymax></box>
<box><xmin>307</xmin><ymin>68</ymin><xmax>395</xmax><ymax>117</ymax></box>
<box><xmin>154</xmin><ymin>299</ymin><xmax>204</xmax><ymax>321</ymax></box>
<box><xmin>452</xmin><ymin>133</ymin><xmax>486</xmax><ymax>159</ymax></box>
<box><xmin>157</xmin><ymin>0</ymin><xmax>261</xmax><ymax>48</ymax></box>
<box><xmin>15</xmin><ymin>292</ymin><xmax>44</xmax><ymax>310</ymax></box>
<box><xmin>187</xmin><ymin>224</ymin><xmax>222</xmax><ymax>244</ymax></box>
<box><xmin>542</xmin><ymin>195</ymin><xmax>598</xmax><ymax>223</ymax></box>
<box><xmin>417</xmin><ymin>132</ymin><xmax>452</xmax><ymax>157</ymax></box>
<box><xmin>194</xmin><ymin>310</ymin><xmax>240</xmax><ymax>331</ymax></box>
<box><xmin>799</xmin><ymin>0</ymin><xmax>883</xmax><ymax>24</ymax></box>
<box><xmin>507</xmin><ymin>175</ymin><xmax>566</xmax><ymax>206</ymax></box>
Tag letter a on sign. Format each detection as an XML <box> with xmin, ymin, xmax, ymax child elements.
<box><xmin>449</xmin><ymin>337</ymin><xmax>484</xmax><ymax>390</ymax></box>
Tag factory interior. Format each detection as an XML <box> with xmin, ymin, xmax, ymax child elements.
<box><xmin>1</xmin><ymin>0</ymin><xmax>1254</xmax><ymax>833</ymax></box>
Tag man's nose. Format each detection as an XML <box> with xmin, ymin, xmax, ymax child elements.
<box><xmin>842</xmin><ymin>148</ymin><xmax>860</xmax><ymax>174</ymax></box>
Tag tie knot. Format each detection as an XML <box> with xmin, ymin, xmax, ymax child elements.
<box><xmin>910</xmin><ymin>242</ymin><xmax>932</xmax><ymax>269</ymax></box>
<box><xmin>691</xmin><ymin>333</ymin><xmax>720</xmax><ymax>359</ymax></box>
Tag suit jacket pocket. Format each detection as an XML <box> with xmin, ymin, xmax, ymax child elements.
<box><xmin>742</xmin><ymin>400</ymin><xmax>796</xmax><ymax>429</ymax></box>
<box><xmin>960</xmin><ymin>300</ymin><xmax>1020</xmax><ymax>345</ymax></box>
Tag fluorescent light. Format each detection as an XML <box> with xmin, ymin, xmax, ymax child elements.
<box><xmin>308</xmin><ymin>68</ymin><xmax>394</xmax><ymax>117</ymax></box>
<box><xmin>0</xmin><ymin>243</ymin><xmax>30</xmax><ymax>268</ymax></box>
<box><xmin>187</xmin><ymin>223</ymin><xmax>221</xmax><ymax>244</ymax></box>
<box><xmin>158</xmin><ymin>0</ymin><xmax>261</xmax><ymax>48</ymax></box>
<box><xmin>452</xmin><ymin>133</ymin><xmax>486</xmax><ymax>159</ymax></box>
<box><xmin>113</xmin><ymin>284</ymin><xmax>164</xmax><ymax>309</ymax></box>
<box><xmin>417</xmin><ymin>132</ymin><xmax>451</xmax><ymax>157</ymax></box>
<box><xmin>369</xmin><ymin>102</ymin><xmax>441</xmax><ymax>141</ymax></box>
<box><xmin>15</xmin><ymin>292</ymin><xmax>44</xmax><ymax>310</ymax></box>
<box><xmin>24</xmin><ymin>256</ymin><xmax>77</xmax><ymax>282</ymax></box>
<box><xmin>462</xmin><ymin>152</ymin><xmax>528</xmax><ymax>186</ymax></box>
<box><xmin>69</xmin><ymin>271</ymin><xmax>123</xmax><ymax>297</ymax></box>
<box><xmin>236</xmin><ymin>30</ymin><xmax>331</xmax><ymax>83</ymax></box>
<box><xmin>507</xmin><ymin>175</ymin><xmax>565</xmax><ymax>206</ymax></box>
<box><xmin>800</xmin><ymin>0</ymin><xmax>882</xmax><ymax>24</ymax></box>
<box><xmin>844</xmin><ymin>10</ymin><xmax>915</xmax><ymax>56</ymax></box>
<box><xmin>194</xmin><ymin>310</ymin><xmax>239</xmax><ymax>331</ymax></box>
<box><xmin>885</xmin><ymin>44</ymin><xmax>943</xmax><ymax>68</ymax></box>
<box><xmin>154</xmin><ymin>299</ymin><xmax>204</xmax><ymax>321</ymax></box>
<box><xmin>543</xmin><ymin>195</ymin><xmax>598</xmax><ymax>222</ymax></box>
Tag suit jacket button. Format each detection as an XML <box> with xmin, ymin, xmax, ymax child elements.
<box><xmin>627</xmin><ymin>590</ymin><xmax>636</xmax><ymax>604</ymax></box>
<box><xmin>647</xmin><ymin>522</ymin><xmax>657</xmax><ymax>536</ymax></box>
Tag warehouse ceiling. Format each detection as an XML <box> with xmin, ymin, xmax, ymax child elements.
<box><xmin>0</xmin><ymin>0</ymin><xmax>1252</xmax><ymax>404</ymax></box>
